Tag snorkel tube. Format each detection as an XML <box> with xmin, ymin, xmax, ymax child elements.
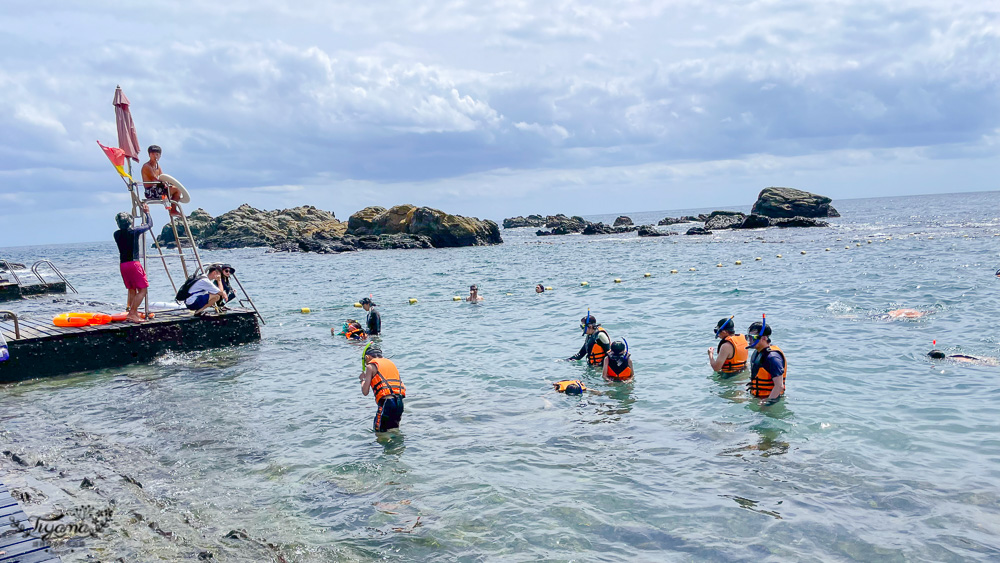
<box><xmin>582</xmin><ymin>309</ymin><xmax>591</xmax><ymax>336</ymax></box>
<box><xmin>361</xmin><ymin>341</ymin><xmax>373</xmax><ymax>372</ymax></box>
<box><xmin>714</xmin><ymin>316</ymin><xmax>735</xmax><ymax>337</ymax></box>
<box><xmin>623</xmin><ymin>337</ymin><xmax>629</xmax><ymax>357</ymax></box>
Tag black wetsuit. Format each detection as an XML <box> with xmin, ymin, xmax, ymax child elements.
<box><xmin>113</xmin><ymin>212</ymin><xmax>153</xmax><ymax>263</ymax></box>
<box><xmin>367</xmin><ymin>307</ymin><xmax>381</xmax><ymax>336</ymax></box>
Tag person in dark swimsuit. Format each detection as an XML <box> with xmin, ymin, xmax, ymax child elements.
<box><xmin>113</xmin><ymin>203</ymin><xmax>153</xmax><ymax>322</ymax></box>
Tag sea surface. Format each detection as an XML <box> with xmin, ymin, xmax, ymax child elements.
<box><xmin>1</xmin><ymin>191</ymin><xmax>999</xmax><ymax>561</ymax></box>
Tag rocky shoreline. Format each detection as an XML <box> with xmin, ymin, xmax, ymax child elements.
<box><xmin>503</xmin><ymin>187</ymin><xmax>838</xmax><ymax>237</ymax></box>
<box><xmin>157</xmin><ymin>204</ymin><xmax>502</xmax><ymax>253</ymax></box>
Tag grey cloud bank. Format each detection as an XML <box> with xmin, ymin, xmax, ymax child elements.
<box><xmin>0</xmin><ymin>0</ymin><xmax>997</xmax><ymax>245</ymax></box>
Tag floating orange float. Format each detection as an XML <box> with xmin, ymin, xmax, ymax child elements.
<box><xmin>53</xmin><ymin>312</ymin><xmax>113</xmax><ymax>327</ymax></box>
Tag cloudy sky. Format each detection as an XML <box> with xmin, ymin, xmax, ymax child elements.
<box><xmin>1</xmin><ymin>0</ymin><xmax>998</xmax><ymax>245</ymax></box>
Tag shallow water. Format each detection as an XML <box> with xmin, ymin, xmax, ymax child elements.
<box><xmin>2</xmin><ymin>191</ymin><xmax>1000</xmax><ymax>561</ymax></box>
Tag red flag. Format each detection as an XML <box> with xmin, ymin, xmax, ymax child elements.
<box><xmin>97</xmin><ymin>140</ymin><xmax>132</xmax><ymax>179</ymax></box>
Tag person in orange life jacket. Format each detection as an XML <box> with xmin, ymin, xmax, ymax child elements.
<box><xmin>343</xmin><ymin>320</ymin><xmax>367</xmax><ymax>340</ymax></box>
<box><xmin>360</xmin><ymin>344</ymin><xmax>405</xmax><ymax>432</ymax></box>
<box><xmin>746</xmin><ymin>319</ymin><xmax>786</xmax><ymax>406</ymax></box>
<box><xmin>602</xmin><ymin>339</ymin><xmax>633</xmax><ymax>381</ymax></box>
<box><xmin>708</xmin><ymin>317</ymin><xmax>749</xmax><ymax>376</ymax></box>
<box><xmin>566</xmin><ymin>314</ymin><xmax>610</xmax><ymax>365</ymax></box>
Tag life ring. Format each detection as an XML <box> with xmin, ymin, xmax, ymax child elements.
<box><xmin>54</xmin><ymin>314</ymin><xmax>88</xmax><ymax>327</ymax></box>
<box><xmin>158</xmin><ymin>173</ymin><xmax>191</xmax><ymax>204</ymax></box>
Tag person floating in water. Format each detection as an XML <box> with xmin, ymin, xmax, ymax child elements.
<box><xmin>603</xmin><ymin>339</ymin><xmax>633</xmax><ymax>381</ymax></box>
<box><xmin>553</xmin><ymin>380</ymin><xmax>586</xmax><ymax>394</ymax></box>
<box><xmin>360</xmin><ymin>297</ymin><xmax>381</xmax><ymax>336</ymax></box>
<box><xmin>535</xmin><ymin>284</ymin><xmax>545</xmax><ymax>293</ymax></box>
<box><xmin>140</xmin><ymin>145</ymin><xmax>182</xmax><ymax>216</ymax></box>
<box><xmin>114</xmin><ymin>203</ymin><xmax>153</xmax><ymax>323</ymax></box>
<box><xmin>886</xmin><ymin>308</ymin><xmax>927</xmax><ymax>319</ymax></box>
<box><xmin>708</xmin><ymin>317</ymin><xmax>749</xmax><ymax>376</ymax></box>
<box><xmin>746</xmin><ymin>317</ymin><xmax>786</xmax><ymax>406</ymax></box>
<box><xmin>928</xmin><ymin>350</ymin><xmax>999</xmax><ymax>366</ymax></box>
<box><xmin>467</xmin><ymin>284</ymin><xmax>484</xmax><ymax>302</ymax></box>
<box><xmin>360</xmin><ymin>344</ymin><xmax>405</xmax><ymax>432</ymax></box>
<box><xmin>567</xmin><ymin>314</ymin><xmax>611</xmax><ymax>366</ymax></box>
<box><xmin>342</xmin><ymin>320</ymin><xmax>367</xmax><ymax>340</ymax></box>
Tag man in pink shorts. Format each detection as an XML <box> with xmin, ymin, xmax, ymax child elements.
<box><xmin>114</xmin><ymin>203</ymin><xmax>153</xmax><ymax>322</ymax></box>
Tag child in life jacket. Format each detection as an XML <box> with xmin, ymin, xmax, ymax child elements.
<box><xmin>342</xmin><ymin>320</ymin><xmax>368</xmax><ymax>340</ymax></box>
<box><xmin>602</xmin><ymin>339</ymin><xmax>633</xmax><ymax>381</ymax></box>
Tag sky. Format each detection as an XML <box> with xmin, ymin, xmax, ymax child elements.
<box><xmin>1</xmin><ymin>0</ymin><xmax>998</xmax><ymax>245</ymax></box>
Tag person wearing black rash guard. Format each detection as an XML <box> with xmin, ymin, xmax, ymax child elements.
<box><xmin>360</xmin><ymin>297</ymin><xmax>381</xmax><ymax>336</ymax></box>
<box><xmin>113</xmin><ymin>204</ymin><xmax>153</xmax><ymax>322</ymax></box>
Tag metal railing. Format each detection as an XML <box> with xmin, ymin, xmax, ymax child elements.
<box><xmin>0</xmin><ymin>310</ymin><xmax>21</xmax><ymax>339</ymax></box>
<box><xmin>0</xmin><ymin>260</ymin><xmax>23</xmax><ymax>287</ymax></box>
<box><xmin>31</xmin><ymin>260</ymin><xmax>78</xmax><ymax>293</ymax></box>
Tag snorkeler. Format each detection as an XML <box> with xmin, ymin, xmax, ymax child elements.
<box><xmin>360</xmin><ymin>297</ymin><xmax>381</xmax><ymax>336</ymax></box>
<box><xmin>603</xmin><ymin>339</ymin><xmax>633</xmax><ymax>381</ymax></box>
<box><xmin>566</xmin><ymin>313</ymin><xmax>611</xmax><ymax>366</ymax></box>
<box><xmin>708</xmin><ymin>317</ymin><xmax>749</xmax><ymax>376</ymax></box>
<box><xmin>360</xmin><ymin>343</ymin><xmax>405</xmax><ymax>432</ymax></box>
<box><xmin>886</xmin><ymin>309</ymin><xmax>927</xmax><ymax>319</ymax></box>
<box><xmin>928</xmin><ymin>350</ymin><xmax>998</xmax><ymax>366</ymax></box>
<box><xmin>343</xmin><ymin>320</ymin><xmax>367</xmax><ymax>340</ymax></box>
<box><xmin>746</xmin><ymin>316</ymin><xmax>786</xmax><ymax>406</ymax></box>
<box><xmin>467</xmin><ymin>285</ymin><xmax>484</xmax><ymax>302</ymax></box>
<box><xmin>553</xmin><ymin>380</ymin><xmax>587</xmax><ymax>395</ymax></box>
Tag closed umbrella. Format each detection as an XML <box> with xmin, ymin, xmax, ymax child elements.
<box><xmin>113</xmin><ymin>85</ymin><xmax>140</xmax><ymax>162</ymax></box>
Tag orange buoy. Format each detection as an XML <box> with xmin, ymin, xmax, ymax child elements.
<box><xmin>111</xmin><ymin>313</ymin><xmax>129</xmax><ymax>322</ymax></box>
<box><xmin>53</xmin><ymin>314</ymin><xmax>88</xmax><ymax>327</ymax></box>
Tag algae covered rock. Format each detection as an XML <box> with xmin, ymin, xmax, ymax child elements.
<box><xmin>751</xmin><ymin>187</ymin><xmax>839</xmax><ymax>218</ymax></box>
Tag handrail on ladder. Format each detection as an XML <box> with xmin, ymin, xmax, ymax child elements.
<box><xmin>0</xmin><ymin>310</ymin><xmax>21</xmax><ymax>339</ymax></box>
<box><xmin>31</xmin><ymin>260</ymin><xmax>78</xmax><ymax>293</ymax></box>
<box><xmin>0</xmin><ymin>259</ymin><xmax>24</xmax><ymax>287</ymax></box>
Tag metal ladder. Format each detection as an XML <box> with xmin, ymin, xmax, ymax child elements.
<box><xmin>0</xmin><ymin>259</ymin><xmax>77</xmax><ymax>293</ymax></box>
<box><xmin>125</xmin><ymin>181</ymin><xmax>265</xmax><ymax>324</ymax></box>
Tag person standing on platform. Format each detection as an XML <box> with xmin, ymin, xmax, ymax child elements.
<box><xmin>114</xmin><ymin>203</ymin><xmax>153</xmax><ymax>323</ymax></box>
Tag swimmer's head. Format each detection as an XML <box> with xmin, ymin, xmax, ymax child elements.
<box><xmin>115</xmin><ymin>212</ymin><xmax>132</xmax><ymax>230</ymax></box>
<box><xmin>928</xmin><ymin>350</ymin><xmax>946</xmax><ymax>359</ymax></box>
<box><xmin>580</xmin><ymin>314</ymin><xmax>597</xmax><ymax>334</ymax></box>
<box><xmin>536</xmin><ymin>284</ymin><xmax>544</xmax><ymax>293</ymax></box>
<box><xmin>364</xmin><ymin>343</ymin><xmax>383</xmax><ymax>358</ymax></box>
<box><xmin>714</xmin><ymin>317</ymin><xmax>735</xmax><ymax>337</ymax></box>
<box><xmin>610</xmin><ymin>340</ymin><xmax>626</xmax><ymax>356</ymax></box>
<box><xmin>747</xmin><ymin>319</ymin><xmax>772</xmax><ymax>347</ymax></box>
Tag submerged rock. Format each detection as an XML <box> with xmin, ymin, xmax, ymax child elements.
<box><xmin>751</xmin><ymin>187</ymin><xmax>839</xmax><ymax>218</ymax></box>
<box><xmin>657</xmin><ymin>216</ymin><xmax>701</xmax><ymax>226</ymax></box>
<box><xmin>772</xmin><ymin>216</ymin><xmax>830</xmax><ymax>228</ymax></box>
<box><xmin>738</xmin><ymin>214</ymin><xmax>771</xmax><ymax>229</ymax></box>
<box><xmin>686</xmin><ymin>227</ymin><xmax>713</xmax><ymax>235</ymax></box>
<box><xmin>637</xmin><ymin>225</ymin><xmax>676</xmax><ymax>237</ymax></box>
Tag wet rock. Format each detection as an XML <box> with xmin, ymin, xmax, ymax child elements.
<box><xmin>225</xmin><ymin>529</ymin><xmax>251</xmax><ymax>541</ymax></box>
<box><xmin>637</xmin><ymin>225</ymin><xmax>676</xmax><ymax>237</ymax></box>
<box><xmin>686</xmin><ymin>227</ymin><xmax>713</xmax><ymax>235</ymax></box>
<box><xmin>739</xmin><ymin>214</ymin><xmax>771</xmax><ymax>229</ymax></box>
<box><xmin>502</xmin><ymin>215</ymin><xmax>546</xmax><ymax>228</ymax></box>
<box><xmin>267</xmin><ymin>242</ymin><xmax>302</xmax><ymax>253</ymax></box>
<box><xmin>0</xmin><ymin>262</ymin><xmax>25</xmax><ymax>271</ymax></box>
<box><xmin>541</xmin><ymin>214</ymin><xmax>589</xmax><ymax>234</ymax></box>
<box><xmin>613</xmin><ymin>215</ymin><xmax>633</xmax><ymax>227</ymax></box>
<box><xmin>81</xmin><ymin>477</ymin><xmax>95</xmax><ymax>489</ymax></box>
<box><xmin>120</xmin><ymin>473</ymin><xmax>143</xmax><ymax>488</ymax></box>
<box><xmin>353</xmin><ymin>204</ymin><xmax>502</xmax><ymax>247</ymax></box>
<box><xmin>704</xmin><ymin>211</ymin><xmax>747</xmax><ymax>230</ymax></box>
<box><xmin>582</xmin><ymin>222</ymin><xmax>615</xmax><ymax>235</ymax></box>
<box><xmin>198</xmin><ymin>552</ymin><xmax>215</xmax><ymax>560</ymax></box>
<box><xmin>751</xmin><ymin>187</ymin><xmax>840</xmax><ymax>218</ymax></box>
<box><xmin>772</xmin><ymin>216</ymin><xmax>830</xmax><ymax>228</ymax></box>
<box><xmin>657</xmin><ymin>215</ymin><xmax>700</xmax><ymax>226</ymax></box>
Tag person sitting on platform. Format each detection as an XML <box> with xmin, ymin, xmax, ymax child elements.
<box><xmin>141</xmin><ymin>144</ymin><xmax>182</xmax><ymax>216</ymax></box>
<box><xmin>218</xmin><ymin>263</ymin><xmax>238</xmax><ymax>302</ymax></box>
<box><xmin>114</xmin><ymin>203</ymin><xmax>153</xmax><ymax>323</ymax></box>
<box><xmin>185</xmin><ymin>265</ymin><xmax>225</xmax><ymax>316</ymax></box>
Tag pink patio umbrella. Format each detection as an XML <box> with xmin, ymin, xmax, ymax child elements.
<box><xmin>113</xmin><ymin>85</ymin><xmax>140</xmax><ymax>163</ymax></box>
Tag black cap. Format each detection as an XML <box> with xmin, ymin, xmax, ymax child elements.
<box><xmin>360</xmin><ymin>297</ymin><xmax>372</xmax><ymax>306</ymax></box>
<box><xmin>715</xmin><ymin>318</ymin><xmax>734</xmax><ymax>334</ymax></box>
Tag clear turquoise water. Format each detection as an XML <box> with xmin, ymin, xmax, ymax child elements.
<box><xmin>2</xmin><ymin>191</ymin><xmax>1000</xmax><ymax>561</ymax></box>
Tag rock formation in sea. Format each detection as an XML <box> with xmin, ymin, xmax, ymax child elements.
<box><xmin>704</xmin><ymin>211</ymin><xmax>747</xmax><ymax>231</ymax></box>
<box><xmin>657</xmin><ymin>215</ymin><xmax>702</xmax><ymax>226</ymax></box>
<box><xmin>534</xmin><ymin>214</ymin><xmax>635</xmax><ymax>236</ymax></box>
<box><xmin>156</xmin><ymin>204</ymin><xmax>501</xmax><ymax>253</ymax></box>
<box><xmin>613</xmin><ymin>216</ymin><xmax>633</xmax><ymax>227</ymax></box>
<box><xmin>637</xmin><ymin>225</ymin><xmax>677</xmax><ymax>237</ymax></box>
<box><xmin>502</xmin><ymin>215</ymin><xmax>547</xmax><ymax>228</ymax></box>
<box><xmin>751</xmin><ymin>187</ymin><xmax>839</xmax><ymax>218</ymax></box>
<box><xmin>686</xmin><ymin>227</ymin><xmax>713</xmax><ymax>235</ymax></box>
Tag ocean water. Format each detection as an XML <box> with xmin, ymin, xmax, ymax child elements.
<box><xmin>1</xmin><ymin>191</ymin><xmax>999</xmax><ymax>561</ymax></box>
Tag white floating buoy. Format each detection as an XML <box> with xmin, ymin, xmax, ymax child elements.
<box><xmin>506</xmin><ymin>293</ymin><xmax>512</xmax><ymax>296</ymax></box>
<box><xmin>825</xmin><ymin>248</ymin><xmax>831</xmax><ymax>251</ymax></box>
<box><xmin>408</xmin><ymin>298</ymin><xmax>418</xmax><ymax>304</ymax></box>
<box><xmin>845</xmin><ymin>246</ymin><xmax>850</xmax><ymax>249</ymax></box>
<box><xmin>800</xmin><ymin>251</ymin><xmax>806</xmax><ymax>255</ymax></box>
<box><xmin>856</xmin><ymin>243</ymin><xmax>862</xmax><ymax>246</ymax></box>
<box><xmin>689</xmin><ymin>267</ymin><xmax>697</xmax><ymax>271</ymax></box>
<box><xmin>716</xmin><ymin>263</ymin><xmax>723</xmax><ymax>268</ymax></box>
<box><xmin>301</xmin><ymin>307</ymin><xmax>311</xmax><ymax>314</ymax></box>
<box><xmin>755</xmin><ymin>257</ymin><xmax>762</xmax><ymax>261</ymax></box>
<box><xmin>644</xmin><ymin>273</ymin><xmax>651</xmax><ymax>277</ymax></box>
<box><xmin>453</xmin><ymin>296</ymin><xmax>462</xmax><ymax>301</ymax></box>
<box><xmin>735</xmin><ymin>260</ymin><xmax>742</xmax><ymax>265</ymax></box>
<box><xmin>614</xmin><ymin>278</ymin><xmax>622</xmax><ymax>283</ymax></box>
<box><xmin>581</xmin><ymin>281</ymin><xmax>589</xmax><ymax>286</ymax></box>
<box><xmin>670</xmin><ymin>269</ymin><xmax>678</xmax><ymax>274</ymax></box>
<box><xmin>776</xmin><ymin>254</ymin><xmax>783</xmax><ymax>258</ymax></box>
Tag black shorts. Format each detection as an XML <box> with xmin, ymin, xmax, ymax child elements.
<box><xmin>374</xmin><ymin>395</ymin><xmax>404</xmax><ymax>432</ymax></box>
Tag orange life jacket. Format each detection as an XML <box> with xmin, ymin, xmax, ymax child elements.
<box><xmin>748</xmin><ymin>345</ymin><xmax>786</xmax><ymax>398</ymax></box>
<box><xmin>369</xmin><ymin>358</ymin><xmax>405</xmax><ymax>403</ymax></box>
<box><xmin>587</xmin><ymin>327</ymin><xmax>610</xmax><ymax>366</ymax></box>
<box><xmin>717</xmin><ymin>334</ymin><xmax>749</xmax><ymax>373</ymax></box>
<box><xmin>606</xmin><ymin>353</ymin><xmax>632</xmax><ymax>380</ymax></box>
<box><xmin>345</xmin><ymin>324</ymin><xmax>367</xmax><ymax>340</ymax></box>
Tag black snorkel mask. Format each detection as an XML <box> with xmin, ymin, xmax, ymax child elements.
<box><xmin>747</xmin><ymin>314</ymin><xmax>767</xmax><ymax>348</ymax></box>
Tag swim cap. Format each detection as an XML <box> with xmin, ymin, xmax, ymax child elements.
<box><xmin>364</xmin><ymin>344</ymin><xmax>383</xmax><ymax>358</ymax></box>
<box><xmin>928</xmin><ymin>350</ymin><xmax>946</xmax><ymax>359</ymax></box>
<box><xmin>610</xmin><ymin>340</ymin><xmax>626</xmax><ymax>355</ymax></box>
<box><xmin>714</xmin><ymin>317</ymin><xmax>734</xmax><ymax>335</ymax></box>
<box><xmin>115</xmin><ymin>212</ymin><xmax>132</xmax><ymax>230</ymax></box>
